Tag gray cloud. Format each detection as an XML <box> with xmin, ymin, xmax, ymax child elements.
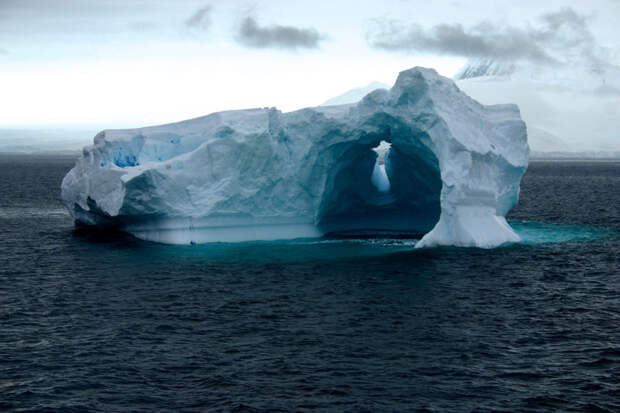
<box><xmin>236</xmin><ymin>16</ymin><xmax>323</xmax><ymax>50</ymax></box>
<box><xmin>185</xmin><ymin>5</ymin><xmax>211</xmax><ymax>30</ymax></box>
<box><xmin>0</xmin><ymin>48</ymin><xmax>8</xmax><ymax>54</ymax></box>
<box><xmin>367</xmin><ymin>8</ymin><xmax>600</xmax><ymax>66</ymax></box>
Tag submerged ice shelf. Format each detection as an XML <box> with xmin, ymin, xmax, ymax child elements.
<box><xmin>61</xmin><ymin>67</ymin><xmax>529</xmax><ymax>248</ymax></box>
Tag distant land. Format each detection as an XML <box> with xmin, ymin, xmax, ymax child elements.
<box><xmin>455</xmin><ymin>58</ymin><xmax>620</xmax><ymax>155</ymax></box>
<box><xmin>530</xmin><ymin>151</ymin><xmax>620</xmax><ymax>160</ymax></box>
<box><xmin>0</xmin><ymin>128</ymin><xmax>94</xmax><ymax>155</ymax></box>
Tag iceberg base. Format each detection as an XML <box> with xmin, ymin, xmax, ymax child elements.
<box><xmin>416</xmin><ymin>206</ymin><xmax>521</xmax><ymax>249</ymax></box>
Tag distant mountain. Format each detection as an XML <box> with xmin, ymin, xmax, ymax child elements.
<box><xmin>526</xmin><ymin>127</ymin><xmax>570</xmax><ymax>153</ymax></box>
<box><xmin>455</xmin><ymin>58</ymin><xmax>516</xmax><ymax>80</ymax></box>
<box><xmin>0</xmin><ymin>128</ymin><xmax>94</xmax><ymax>154</ymax></box>
<box><xmin>455</xmin><ymin>58</ymin><xmax>620</xmax><ymax>153</ymax></box>
<box><xmin>455</xmin><ymin>57</ymin><xmax>620</xmax><ymax>89</ymax></box>
<box><xmin>530</xmin><ymin>150</ymin><xmax>620</xmax><ymax>160</ymax></box>
<box><xmin>321</xmin><ymin>81</ymin><xmax>390</xmax><ymax>106</ymax></box>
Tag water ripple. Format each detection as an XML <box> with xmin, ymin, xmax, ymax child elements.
<box><xmin>0</xmin><ymin>156</ymin><xmax>619</xmax><ymax>412</ymax></box>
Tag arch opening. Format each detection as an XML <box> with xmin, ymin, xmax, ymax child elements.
<box><xmin>370</xmin><ymin>141</ymin><xmax>392</xmax><ymax>194</ymax></box>
<box><xmin>316</xmin><ymin>125</ymin><xmax>442</xmax><ymax>237</ymax></box>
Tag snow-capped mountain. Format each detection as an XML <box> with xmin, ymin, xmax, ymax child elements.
<box><xmin>455</xmin><ymin>58</ymin><xmax>620</xmax><ymax>152</ymax></box>
<box><xmin>456</xmin><ymin>57</ymin><xmax>620</xmax><ymax>89</ymax></box>
<box><xmin>321</xmin><ymin>81</ymin><xmax>390</xmax><ymax>106</ymax></box>
<box><xmin>455</xmin><ymin>59</ymin><xmax>516</xmax><ymax>80</ymax></box>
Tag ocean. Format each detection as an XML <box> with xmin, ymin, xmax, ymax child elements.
<box><xmin>1</xmin><ymin>154</ymin><xmax>619</xmax><ymax>412</ymax></box>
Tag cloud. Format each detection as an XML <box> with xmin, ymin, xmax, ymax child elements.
<box><xmin>127</xmin><ymin>21</ymin><xmax>158</xmax><ymax>32</ymax></box>
<box><xmin>185</xmin><ymin>5</ymin><xmax>211</xmax><ymax>30</ymax></box>
<box><xmin>236</xmin><ymin>16</ymin><xmax>323</xmax><ymax>50</ymax></box>
<box><xmin>0</xmin><ymin>48</ymin><xmax>8</xmax><ymax>54</ymax></box>
<box><xmin>367</xmin><ymin>7</ymin><xmax>602</xmax><ymax>66</ymax></box>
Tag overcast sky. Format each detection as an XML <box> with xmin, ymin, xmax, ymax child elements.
<box><xmin>0</xmin><ymin>0</ymin><xmax>618</xmax><ymax>128</ymax></box>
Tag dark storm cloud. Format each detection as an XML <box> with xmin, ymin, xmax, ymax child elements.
<box><xmin>367</xmin><ymin>7</ymin><xmax>600</xmax><ymax>66</ymax></box>
<box><xmin>236</xmin><ymin>16</ymin><xmax>323</xmax><ymax>50</ymax></box>
<box><xmin>185</xmin><ymin>5</ymin><xmax>211</xmax><ymax>30</ymax></box>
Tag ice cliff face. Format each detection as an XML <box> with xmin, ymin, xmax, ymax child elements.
<box><xmin>61</xmin><ymin>67</ymin><xmax>529</xmax><ymax>248</ymax></box>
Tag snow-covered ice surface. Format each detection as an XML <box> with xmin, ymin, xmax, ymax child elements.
<box><xmin>61</xmin><ymin>67</ymin><xmax>529</xmax><ymax>248</ymax></box>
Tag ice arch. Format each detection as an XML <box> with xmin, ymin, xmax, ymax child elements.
<box><xmin>316</xmin><ymin>121</ymin><xmax>442</xmax><ymax>236</ymax></box>
<box><xmin>62</xmin><ymin>67</ymin><xmax>529</xmax><ymax>248</ymax></box>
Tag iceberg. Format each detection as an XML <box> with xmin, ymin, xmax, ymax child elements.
<box><xmin>61</xmin><ymin>67</ymin><xmax>529</xmax><ymax>248</ymax></box>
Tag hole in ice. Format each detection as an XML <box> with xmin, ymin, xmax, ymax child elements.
<box><xmin>371</xmin><ymin>141</ymin><xmax>391</xmax><ymax>193</ymax></box>
<box><xmin>316</xmin><ymin>133</ymin><xmax>441</xmax><ymax>237</ymax></box>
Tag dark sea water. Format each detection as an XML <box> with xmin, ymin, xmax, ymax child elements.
<box><xmin>1</xmin><ymin>155</ymin><xmax>619</xmax><ymax>412</ymax></box>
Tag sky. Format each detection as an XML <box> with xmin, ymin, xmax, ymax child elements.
<box><xmin>0</xmin><ymin>0</ymin><xmax>619</xmax><ymax>130</ymax></box>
